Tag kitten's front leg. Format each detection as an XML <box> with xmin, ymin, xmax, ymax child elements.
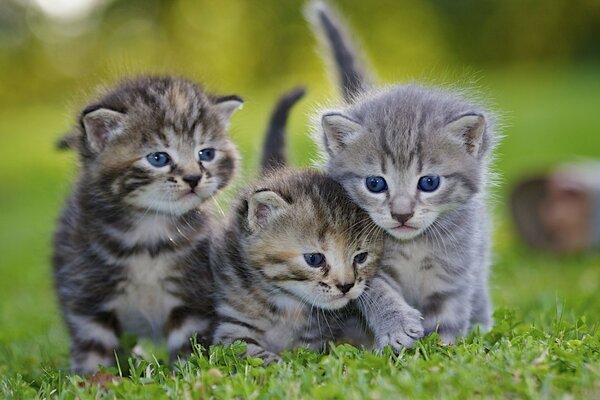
<box><xmin>358</xmin><ymin>273</ymin><xmax>424</xmax><ymax>352</ymax></box>
<box><xmin>421</xmin><ymin>289</ymin><xmax>472</xmax><ymax>344</ymax></box>
<box><xmin>67</xmin><ymin>311</ymin><xmax>121</xmax><ymax>375</ymax></box>
<box><xmin>165</xmin><ymin>306</ymin><xmax>213</xmax><ymax>362</ymax></box>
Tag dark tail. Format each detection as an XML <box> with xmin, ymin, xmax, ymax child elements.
<box><xmin>305</xmin><ymin>1</ymin><xmax>373</xmax><ymax>102</ymax></box>
<box><xmin>261</xmin><ymin>87</ymin><xmax>306</xmax><ymax>175</ymax></box>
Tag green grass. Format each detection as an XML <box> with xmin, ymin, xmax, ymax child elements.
<box><xmin>1</xmin><ymin>65</ymin><xmax>600</xmax><ymax>398</ymax></box>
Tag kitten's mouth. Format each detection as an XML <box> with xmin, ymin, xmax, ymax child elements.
<box><xmin>179</xmin><ymin>190</ymin><xmax>199</xmax><ymax>200</ymax></box>
<box><xmin>320</xmin><ymin>296</ymin><xmax>351</xmax><ymax>310</ymax></box>
<box><xmin>393</xmin><ymin>224</ymin><xmax>417</xmax><ymax>231</ymax></box>
<box><xmin>388</xmin><ymin>223</ymin><xmax>424</xmax><ymax>240</ymax></box>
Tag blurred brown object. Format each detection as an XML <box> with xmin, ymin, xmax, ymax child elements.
<box><xmin>510</xmin><ymin>163</ymin><xmax>600</xmax><ymax>254</ymax></box>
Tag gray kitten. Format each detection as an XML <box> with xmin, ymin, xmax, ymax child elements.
<box><xmin>53</xmin><ymin>76</ymin><xmax>242</xmax><ymax>374</ymax></box>
<box><xmin>305</xmin><ymin>1</ymin><xmax>497</xmax><ymax>349</ymax></box>
<box><xmin>211</xmin><ymin>89</ymin><xmax>383</xmax><ymax>363</ymax></box>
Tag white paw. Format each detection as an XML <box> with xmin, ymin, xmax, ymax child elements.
<box><xmin>375</xmin><ymin>307</ymin><xmax>424</xmax><ymax>352</ymax></box>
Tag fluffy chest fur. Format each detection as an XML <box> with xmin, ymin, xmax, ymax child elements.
<box><xmin>262</xmin><ymin>295</ymin><xmax>311</xmax><ymax>353</ymax></box>
<box><xmin>110</xmin><ymin>252</ymin><xmax>182</xmax><ymax>339</ymax></box>
<box><xmin>381</xmin><ymin>237</ymin><xmax>459</xmax><ymax>309</ymax></box>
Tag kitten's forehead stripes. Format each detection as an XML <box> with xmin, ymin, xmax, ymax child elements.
<box><xmin>415</xmin><ymin>132</ymin><xmax>424</xmax><ymax>173</ymax></box>
<box><xmin>415</xmin><ymin>109</ymin><xmax>428</xmax><ymax>173</ymax></box>
<box><xmin>318</xmin><ymin>226</ymin><xmax>328</xmax><ymax>244</ymax></box>
<box><xmin>377</xmin><ymin>128</ymin><xmax>395</xmax><ymax>170</ymax></box>
<box><xmin>81</xmin><ymin>76</ymin><xmax>232</xmax><ymax>149</ymax></box>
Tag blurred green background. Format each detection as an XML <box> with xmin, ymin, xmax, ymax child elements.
<box><xmin>1</xmin><ymin>0</ymin><xmax>600</xmax><ymax>377</ymax></box>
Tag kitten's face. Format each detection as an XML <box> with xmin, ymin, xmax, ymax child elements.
<box><xmin>79</xmin><ymin>78</ymin><xmax>242</xmax><ymax>216</ymax></box>
<box><xmin>330</xmin><ymin>146</ymin><xmax>476</xmax><ymax>240</ymax></box>
<box><xmin>245</xmin><ymin>181</ymin><xmax>383</xmax><ymax>310</ymax></box>
<box><xmin>98</xmin><ymin>124</ymin><xmax>238</xmax><ymax>216</ymax></box>
<box><xmin>321</xmin><ymin>101</ymin><xmax>488</xmax><ymax>241</ymax></box>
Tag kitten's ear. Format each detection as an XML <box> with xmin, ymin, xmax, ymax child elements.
<box><xmin>81</xmin><ymin>108</ymin><xmax>127</xmax><ymax>153</ymax></box>
<box><xmin>444</xmin><ymin>113</ymin><xmax>486</xmax><ymax>156</ymax></box>
<box><xmin>248</xmin><ymin>190</ymin><xmax>289</xmax><ymax>231</ymax></box>
<box><xmin>321</xmin><ymin>113</ymin><xmax>364</xmax><ymax>154</ymax></box>
<box><xmin>213</xmin><ymin>95</ymin><xmax>244</xmax><ymax>125</ymax></box>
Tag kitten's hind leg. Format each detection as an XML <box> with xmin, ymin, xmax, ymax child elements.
<box><xmin>67</xmin><ymin>312</ymin><xmax>121</xmax><ymax>375</ymax></box>
<box><xmin>165</xmin><ymin>306</ymin><xmax>212</xmax><ymax>362</ymax></box>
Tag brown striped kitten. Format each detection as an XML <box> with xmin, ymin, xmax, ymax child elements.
<box><xmin>53</xmin><ymin>76</ymin><xmax>242</xmax><ymax>375</ymax></box>
<box><xmin>211</xmin><ymin>89</ymin><xmax>383</xmax><ymax>363</ymax></box>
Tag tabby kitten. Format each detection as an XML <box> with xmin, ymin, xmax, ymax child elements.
<box><xmin>53</xmin><ymin>76</ymin><xmax>242</xmax><ymax>374</ymax></box>
<box><xmin>211</xmin><ymin>89</ymin><xmax>383</xmax><ymax>363</ymax></box>
<box><xmin>306</xmin><ymin>1</ymin><xmax>497</xmax><ymax>349</ymax></box>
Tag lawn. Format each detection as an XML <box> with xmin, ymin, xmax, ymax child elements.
<box><xmin>1</xmin><ymin>65</ymin><xmax>599</xmax><ymax>399</ymax></box>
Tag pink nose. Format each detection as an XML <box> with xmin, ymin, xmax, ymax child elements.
<box><xmin>392</xmin><ymin>213</ymin><xmax>413</xmax><ymax>224</ymax></box>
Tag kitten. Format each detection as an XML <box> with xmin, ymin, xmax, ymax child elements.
<box><xmin>211</xmin><ymin>88</ymin><xmax>383</xmax><ymax>363</ymax></box>
<box><xmin>53</xmin><ymin>76</ymin><xmax>243</xmax><ymax>374</ymax></box>
<box><xmin>305</xmin><ymin>1</ymin><xmax>497</xmax><ymax>349</ymax></box>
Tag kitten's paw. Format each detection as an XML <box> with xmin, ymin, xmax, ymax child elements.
<box><xmin>246</xmin><ymin>345</ymin><xmax>282</xmax><ymax>365</ymax></box>
<box><xmin>250</xmin><ymin>350</ymin><xmax>281</xmax><ymax>365</ymax></box>
<box><xmin>260</xmin><ymin>351</ymin><xmax>282</xmax><ymax>365</ymax></box>
<box><xmin>375</xmin><ymin>308</ymin><xmax>424</xmax><ymax>352</ymax></box>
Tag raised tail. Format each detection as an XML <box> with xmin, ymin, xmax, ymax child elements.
<box><xmin>261</xmin><ymin>87</ymin><xmax>306</xmax><ymax>175</ymax></box>
<box><xmin>305</xmin><ymin>0</ymin><xmax>373</xmax><ymax>102</ymax></box>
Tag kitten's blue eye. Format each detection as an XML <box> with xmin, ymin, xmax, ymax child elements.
<box><xmin>418</xmin><ymin>175</ymin><xmax>441</xmax><ymax>192</ymax></box>
<box><xmin>146</xmin><ymin>152</ymin><xmax>170</xmax><ymax>167</ymax></box>
<box><xmin>303</xmin><ymin>253</ymin><xmax>325</xmax><ymax>268</ymax></box>
<box><xmin>365</xmin><ymin>176</ymin><xmax>388</xmax><ymax>193</ymax></box>
<box><xmin>354</xmin><ymin>252</ymin><xmax>368</xmax><ymax>264</ymax></box>
<box><xmin>199</xmin><ymin>148</ymin><xmax>215</xmax><ymax>162</ymax></box>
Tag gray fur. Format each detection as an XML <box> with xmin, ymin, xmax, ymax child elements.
<box><xmin>305</xmin><ymin>1</ymin><xmax>373</xmax><ymax>102</ymax></box>
<box><xmin>308</xmin><ymin>4</ymin><xmax>497</xmax><ymax>350</ymax></box>
<box><xmin>53</xmin><ymin>76</ymin><xmax>242</xmax><ymax>374</ymax></box>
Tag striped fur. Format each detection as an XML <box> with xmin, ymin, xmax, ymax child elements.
<box><xmin>211</xmin><ymin>168</ymin><xmax>383</xmax><ymax>362</ymax></box>
<box><xmin>305</xmin><ymin>1</ymin><xmax>373</xmax><ymax>102</ymax></box>
<box><xmin>307</xmin><ymin>3</ymin><xmax>498</xmax><ymax>350</ymax></box>
<box><xmin>53</xmin><ymin>76</ymin><xmax>242</xmax><ymax>374</ymax></box>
